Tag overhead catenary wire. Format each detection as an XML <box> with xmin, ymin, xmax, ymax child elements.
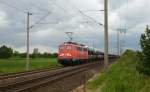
<box><xmin>0</xmin><ymin>0</ymin><xmax>27</xmax><ymax>13</ymax></box>
<box><xmin>0</xmin><ymin>0</ymin><xmax>103</xmax><ymax>32</ymax></box>
<box><xmin>81</xmin><ymin>10</ymin><xmax>104</xmax><ymax>12</ymax></box>
<box><xmin>18</xmin><ymin>0</ymin><xmax>52</xmax><ymax>15</ymax></box>
<box><xmin>0</xmin><ymin>0</ymin><xmax>55</xmax><ymax>29</ymax></box>
<box><xmin>65</xmin><ymin>0</ymin><xmax>104</xmax><ymax>28</ymax></box>
<box><xmin>78</xmin><ymin>10</ymin><xmax>103</xmax><ymax>26</ymax></box>
<box><xmin>48</xmin><ymin>0</ymin><xmax>103</xmax><ymax>32</ymax></box>
<box><xmin>0</xmin><ymin>0</ymin><xmax>51</xmax><ymax>29</ymax></box>
<box><xmin>0</xmin><ymin>0</ymin><xmax>111</xmax><ymax>54</ymax></box>
<box><xmin>0</xmin><ymin>0</ymin><xmax>49</xmax><ymax>16</ymax></box>
<box><xmin>18</xmin><ymin>0</ymin><xmax>49</xmax><ymax>14</ymax></box>
<box><xmin>1</xmin><ymin>0</ymin><xmax>52</xmax><ymax>18</ymax></box>
<box><xmin>49</xmin><ymin>0</ymin><xmax>100</xmax><ymax>32</ymax></box>
<box><xmin>0</xmin><ymin>0</ymin><xmax>103</xmax><ymax>29</ymax></box>
<box><xmin>29</xmin><ymin>2</ymin><xmax>52</xmax><ymax>14</ymax></box>
<box><xmin>49</xmin><ymin>0</ymin><xmax>74</xmax><ymax>18</ymax></box>
<box><xmin>30</xmin><ymin>12</ymin><xmax>51</xmax><ymax>29</ymax></box>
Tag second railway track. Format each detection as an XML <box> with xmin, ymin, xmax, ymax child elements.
<box><xmin>0</xmin><ymin>66</ymin><xmax>62</xmax><ymax>79</ymax></box>
<box><xmin>0</xmin><ymin>62</ymin><xmax>101</xmax><ymax>92</ymax></box>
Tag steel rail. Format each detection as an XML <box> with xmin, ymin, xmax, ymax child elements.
<box><xmin>0</xmin><ymin>66</ymin><xmax>62</xmax><ymax>79</ymax></box>
<box><xmin>0</xmin><ymin>62</ymin><xmax>100</xmax><ymax>91</ymax></box>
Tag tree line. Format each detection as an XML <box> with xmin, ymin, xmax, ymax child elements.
<box><xmin>0</xmin><ymin>46</ymin><xmax>58</xmax><ymax>59</ymax></box>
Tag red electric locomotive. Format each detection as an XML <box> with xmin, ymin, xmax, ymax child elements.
<box><xmin>58</xmin><ymin>42</ymin><xmax>88</xmax><ymax>65</ymax></box>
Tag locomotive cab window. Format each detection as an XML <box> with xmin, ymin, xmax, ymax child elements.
<box><xmin>77</xmin><ymin>47</ymin><xmax>82</xmax><ymax>51</ymax></box>
<box><xmin>59</xmin><ymin>45</ymin><xmax>72</xmax><ymax>51</ymax></box>
<box><xmin>66</xmin><ymin>45</ymin><xmax>72</xmax><ymax>50</ymax></box>
<box><xmin>83</xmin><ymin>48</ymin><xmax>87</xmax><ymax>51</ymax></box>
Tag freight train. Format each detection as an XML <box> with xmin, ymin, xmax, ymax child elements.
<box><xmin>58</xmin><ymin>42</ymin><xmax>116</xmax><ymax>66</ymax></box>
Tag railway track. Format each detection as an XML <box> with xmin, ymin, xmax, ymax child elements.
<box><xmin>0</xmin><ymin>62</ymin><xmax>100</xmax><ymax>92</ymax></box>
<box><xmin>0</xmin><ymin>66</ymin><xmax>62</xmax><ymax>79</ymax></box>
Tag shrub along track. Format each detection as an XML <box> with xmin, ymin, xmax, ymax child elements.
<box><xmin>0</xmin><ymin>62</ymin><xmax>101</xmax><ymax>92</ymax></box>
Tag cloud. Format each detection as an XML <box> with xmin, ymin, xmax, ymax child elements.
<box><xmin>0</xmin><ymin>0</ymin><xmax>149</xmax><ymax>53</ymax></box>
<box><xmin>0</xmin><ymin>9</ymin><xmax>7</xmax><ymax>28</ymax></box>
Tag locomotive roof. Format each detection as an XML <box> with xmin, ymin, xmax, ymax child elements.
<box><xmin>63</xmin><ymin>42</ymin><xmax>86</xmax><ymax>46</ymax></box>
<box><xmin>60</xmin><ymin>42</ymin><xmax>104</xmax><ymax>53</ymax></box>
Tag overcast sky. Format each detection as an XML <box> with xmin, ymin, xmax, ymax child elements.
<box><xmin>0</xmin><ymin>0</ymin><xmax>149</xmax><ymax>53</ymax></box>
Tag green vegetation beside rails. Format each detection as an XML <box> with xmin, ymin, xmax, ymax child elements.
<box><xmin>87</xmin><ymin>50</ymin><xmax>150</xmax><ymax>92</ymax></box>
<box><xmin>0</xmin><ymin>58</ymin><xmax>61</xmax><ymax>73</ymax></box>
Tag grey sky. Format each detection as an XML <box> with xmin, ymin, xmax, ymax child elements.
<box><xmin>0</xmin><ymin>0</ymin><xmax>149</xmax><ymax>53</ymax></box>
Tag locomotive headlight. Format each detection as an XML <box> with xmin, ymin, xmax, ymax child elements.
<box><xmin>66</xmin><ymin>53</ymin><xmax>72</xmax><ymax>56</ymax></box>
<box><xmin>59</xmin><ymin>53</ymin><xmax>64</xmax><ymax>56</ymax></box>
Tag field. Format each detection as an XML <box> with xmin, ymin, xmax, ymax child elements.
<box><xmin>87</xmin><ymin>50</ymin><xmax>150</xmax><ymax>92</ymax></box>
<box><xmin>0</xmin><ymin>58</ymin><xmax>60</xmax><ymax>74</ymax></box>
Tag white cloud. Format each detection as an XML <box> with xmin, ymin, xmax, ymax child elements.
<box><xmin>0</xmin><ymin>9</ymin><xmax>7</xmax><ymax>28</ymax></box>
<box><xmin>0</xmin><ymin>0</ymin><xmax>149</xmax><ymax>53</ymax></box>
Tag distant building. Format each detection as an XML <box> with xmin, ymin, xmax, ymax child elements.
<box><xmin>33</xmin><ymin>48</ymin><xmax>38</xmax><ymax>54</ymax></box>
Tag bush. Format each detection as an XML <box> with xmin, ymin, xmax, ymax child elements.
<box><xmin>0</xmin><ymin>45</ymin><xmax>13</xmax><ymax>59</ymax></box>
<box><xmin>137</xmin><ymin>25</ymin><xmax>150</xmax><ymax>76</ymax></box>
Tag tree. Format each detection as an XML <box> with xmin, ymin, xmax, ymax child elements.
<box><xmin>0</xmin><ymin>45</ymin><xmax>13</xmax><ymax>59</ymax></box>
<box><xmin>50</xmin><ymin>53</ymin><xmax>58</xmax><ymax>58</ymax></box>
<box><xmin>43</xmin><ymin>52</ymin><xmax>52</xmax><ymax>58</ymax></box>
<box><xmin>137</xmin><ymin>25</ymin><xmax>150</xmax><ymax>76</ymax></box>
<box><xmin>13</xmin><ymin>51</ymin><xmax>20</xmax><ymax>58</ymax></box>
<box><xmin>19</xmin><ymin>53</ymin><xmax>26</xmax><ymax>58</ymax></box>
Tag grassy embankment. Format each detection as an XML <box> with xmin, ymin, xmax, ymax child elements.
<box><xmin>87</xmin><ymin>50</ymin><xmax>150</xmax><ymax>92</ymax></box>
<box><xmin>0</xmin><ymin>58</ymin><xmax>60</xmax><ymax>73</ymax></box>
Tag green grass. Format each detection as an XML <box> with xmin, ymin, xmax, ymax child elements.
<box><xmin>0</xmin><ymin>58</ymin><xmax>60</xmax><ymax>73</ymax></box>
<box><xmin>87</xmin><ymin>73</ymin><xmax>105</xmax><ymax>90</ymax></box>
<box><xmin>88</xmin><ymin>50</ymin><xmax>150</xmax><ymax>92</ymax></box>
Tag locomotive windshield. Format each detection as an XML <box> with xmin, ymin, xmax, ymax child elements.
<box><xmin>59</xmin><ymin>45</ymin><xmax>72</xmax><ymax>51</ymax></box>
